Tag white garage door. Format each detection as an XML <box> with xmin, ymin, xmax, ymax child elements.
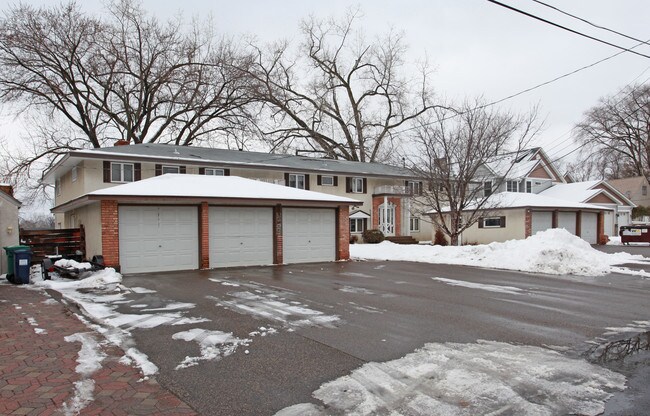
<box><xmin>581</xmin><ymin>212</ymin><xmax>598</xmax><ymax>244</ymax></box>
<box><xmin>531</xmin><ymin>211</ymin><xmax>553</xmax><ymax>235</ymax></box>
<box><xmin>603</xmin><ymin>211</ymin><xmax>614</xmax><ymax>236</ymax></box>
<box><xmin>209</xmin><ymin>207</ymin><xmax>273</xmax><ymax>268</ymax></box>
<box><xmin>557</xmin><ymin>212</ymin><xmax>576</xmax><ymax>235</ymax></box>
<box><xmin>119</xmin><ymin>206</ymin><xmax>198</xmax><ymax>274</ymax></box>
<box><xmin>283</xmin><ymin>208</ymin><xmax>336</xmax><ymax>264</ymax></box>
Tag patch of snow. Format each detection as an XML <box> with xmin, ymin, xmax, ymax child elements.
<box><xmin>276</xmin><ymin>340</ymin><xmax>626</xmax><ymax>416</ymax></box>
<box><xmin>602</xmin><ymin>321</ymin><xmax>650</xmax><ymax>336</ymax></box>
<box><xmin>213</xmin><ymin>291</ymin><xmax>340</xmax><ymax>329</ymax></box>
<box><xmin>172</xmin><ymin>328</ymin><xmax>251</xmax><ymax>369</ymax></box>
<box><xmin>37</xmin><ymin>268</ymin><xmax>122</xmax><ymax>290</ymax></box>
<box><xmin>249</xmin><ymin>326</ymin><xmax>279</xmax><ymax>337</ymax></box>
<box><xmin>62</xmin><ymin>380</ymin><xmax>95</xmax><ymax>416</ymax></box>
<box><xmin>62</xmin><ymin>332</ymin><xmax>107</xmax><ymax>415</ymax></box>
<box><xmin>42</xmin><ymin>298</ymin><xmax>59</xmax><ymax>305</ymax></box>
<box><xmin>129</xmin><ymin>304</ymin><xmax>148</xmax><ymax>308</ymax></box>
<box><xmin>124</xmin><ymin>347</ymin><xmax>158</xmax><ymax>376</ymax></box>
<box><xmin>607</xmin><ymin>236</ymin><xmax>623</xmax><ymax>246</ymax></box>
<box><xmin>338</xmin><ymin>285</ymin><xmax>375</xmax><ymax>295</ymax></box>
<box><xmin>351</xmin><ymin>228</ymin><xmax>646</xmax><ymax>276</ymax></box>
<box><xmin>141</xmin><ymin>302</ymin><xmax>195</xmax><ymax>312</ymax></box>
<box><xmin>55</xmin><ymin>259</ymin><xmax>93</xmax><ymax>270</ymax></box>
<box><xmin>129</xmin><ymin>286</ymin><xmax>156</xmax><ymax>294</ymax></box>
<box><xmin>171</xmin><ymin>316</ymin><xmax>212</xmax><ymax>326</ymax></box>
<box><xmin>34</xmin><ymin>328</ymin><xmax>48</xmax><ymax>335</ymax></box>
<box><xmin>431</xmin><ymin>277</ymin><xmax>524</xmax><ymax>295</ymax></box>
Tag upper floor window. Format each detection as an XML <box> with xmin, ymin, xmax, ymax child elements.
<box><xmin>71</xmin><ymin>166</ymin><xmax>78</xmax><ymax>182</ymax></box>
<box><xmin>525</xmin><ymin>180</ymin><xmax>532</xmax><ymax>193</ymax></box>
<box><xmin>506</xmin><ymin>180</ymin><xmax>518</xmax><ymax>192</ymax></box>
<box><xmin>288</xmin><ymin>173</ymin><xmax>306</xmax><ymax>189</ymax></box>
<box><xmin>111</xmin><ymin>162</ymin><xmax>134</xmax><ymax>183</ymax></box>
<box><xmin>162</xmin><ymin>165</ymin><xmax>180</xmax><ymax>175</ymax></box>
<box><xmin>55</xmin><ymin>178</ymin><xmax>61</xmax><ymax>196</ymax></box>
<box><xmin>406</xmin><ymin>181</ymin><xmax>423</xmax><ymax>195</ymax></box>
<box><xmin>205</xmin><ymin>168</ymin><xmax>225</xmax><ymax>176</ymax></box>
<box><xmin>643</xmin><ymin>186</ymin><xmax>648</xmax><ymax>196</ymax></box>
<box><xmin>321</xmin><ymin>175</ymin><xmax>335</xmax><ymax>186</ymax></box>
<box><xmin>351</xmin><ymin>177</ymin><xmax>364</xmax><ymax>193</ymax></box>
<box><xmin>483</xmin><ymin>180</ymin><xmax>493</xmax><ymax>197</ymax></box>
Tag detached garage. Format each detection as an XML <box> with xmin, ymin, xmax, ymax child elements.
<box><xmin>53</xmin><ymin>175</ymin><xmax>359</xmax><ymax>274</ymax></box>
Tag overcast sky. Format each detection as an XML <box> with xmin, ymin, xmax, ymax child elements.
<box><xmin>3</xmin><ymin>0</ymin><xmax>650</xmax><ymax>167</ymax></box>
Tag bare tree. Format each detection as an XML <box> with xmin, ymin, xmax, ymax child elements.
<box><xmin>575</xmin><ymin>83</ymin><xmax>650</xmax><ymax>182</ymax></box>
<box><xmin>410</xmin><ymin>100</ymin><xmax>540</xmax><ymax>245</ymax></box>
<box><xmin>246</xmin><ymin>9</ymin><xmax>438</xmax><ymax>162</ymax></box>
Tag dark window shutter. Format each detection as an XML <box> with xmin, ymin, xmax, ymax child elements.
<box><xmin>103</xmin><ymin>161</ymin><xmax>111</xmax><ymax>183</ymax></box>
<box><xmin>346</xmin><ymin>177</ymin><xmax>352</xmax><ymax>193</ymax></box>
<box><xmin>418</xmin><ymin>181</ymin><xmax>423</xmax><ymax>195</ymax></box>
<box><xmin>362</xmin><ymin>178</ymin><xmax>367</xmax><ymax>194</ymax></box>
<box><xmin>478</xmin><ymin>217</ymin><xmax>484</xmax><ymax>228</ymax></box>
<box><xmin>304</xmin><ymin>174</ymin><xmax>310</xmax><ymax>190</ymax></box>
<box><xmin>500</xmin><ymin>216</ymin><xmax>506</xmax><ymax>228</ymax></box>
<box><xmin>199</xmin><ymin>167</ymin><xmax>205</xmax><ymax>175</ymax></box>
<box><xmin>317</xmin><ymin>175</ymin><xmax>322</xmax><ymax>185</ymax></box>
<box><xmin>334</xmin><ymin>176</ymin><xmax>339</xmax><ymax>186</ymax></box>
<box><xmin>134</xmin><ymin>163</ymin><xmax>141</xmax><ymax>181</ymax></box>
<box><xmin>224</xmin><ymin>168</ymin><xmax>230</xmax><ymax>176</ymax></box>
<box><xmin>363</xmin><ymin>218</ymin><xmax>368</xmax><ymax>231</ymax></box>
<box><xmin>284</xmin><ymin>173</ymin><xmax>290</xmax><ymax>187</ymax></box>
<box><xmin>179</xmin><ymin>166</ymin><xmax>186</xmax><ymax>174</ymax></box>
<box><xmin>155</xmin><ymin>164</ymin><xmax>162</xmax><ymax>176</ymax></box>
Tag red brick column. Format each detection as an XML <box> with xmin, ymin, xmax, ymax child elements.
<box><xmin>199</xmin><ymin>202</ymin><xmax>209</xmax><ymax>269</ymax></box>
<box><xmin>524</xmin><ymin>209</ymin><xmax>532</xmax><ymax>238</ymax></box>
<box><xmin>597</xmin><ymin>211</ymin><xmax>606</xmax><ymax>244</ymax></box>
<box><xmin>273</xmin><ymin>205</ymin><xmax>283</xmax><ymax>264</ymax></box>
<box><xmin>552</xmin><ymin>210</ymin><xmax>558</xmax><ymax>229</ymax></box>
<box><xmin>337</xmin><ymin>205</ymin><xmax>350</xmax><ymax>260</ymax></box>
<box><xmin>101</xmin><ymin>200</ymin><xmax>119</xmax><ymax>268</ymax></box>
<box><xmin>576</xmin><ymin>210</ymin><xmax>582</xmax><ymax>237</ymax></box>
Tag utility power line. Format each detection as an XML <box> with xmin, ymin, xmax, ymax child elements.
<box><xmin>487</xmin><ymin>0</ymin><xmax>650</xmax><ymax>60</ymax></box>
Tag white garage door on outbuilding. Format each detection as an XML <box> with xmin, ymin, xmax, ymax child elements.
<box><xmin>531</xmin><ymin>211</ymin><xmax>553</xmax><ymax>235</ymax></box>
<box><xmin>283</xmin><ymin>208</ymin><xmax>336</xmax><ymax>264</ymax></box>
<box><xmin>581</xmin><ymin>212</ymin><xmax>598</xmax><ymax>244</ymax></box>
<box><xmin>557</xmin><ymin>212</ymin><xmax>576</xmax><ymax>235</ymax></box>
<box><xmin>119</xmin><ymin>205</ymin><xmax>198</xmax><ymax>274</ymax></box>
<box><xmin>209</xmin><ymin>207</ymin><xmax>273</xmax><ymax>268</ymax></box>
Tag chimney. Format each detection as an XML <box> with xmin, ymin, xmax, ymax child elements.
<box><xmin>114</xmin><ymin>139</ymin><xmax>130</xmax><ymax>146</ymax></box>
<box><xmin>0</xmin><ymin>184</ymin><xmax>13</xmax><ymax>196</ymax></box>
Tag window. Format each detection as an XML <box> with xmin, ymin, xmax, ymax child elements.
<box><xmin>162</xmin><ymin>165</ymin><xmax>180</xmax><ymax>175</ymax></box>
<box><xmin>351</xmin><ymin>177</ymin><xmax>364</xmax><ymax>193</ymax></box>
<box><xmin>350</xmin><ymin>218</ymin><xmax>366</xmax><ymax>233</ymax></box>
<box><xmin>410</xmin><ymin>217</ymin><xmax>420</xmax><ymax>232</ymax></box>
<box><xmin>483</xmin><ymin>217</ymin><xmax>503</xmax><ymax>228</ymax></box>
<box><xmin>288</xmin><ymin>174</ymin><xmax>306</xmax><ymax>189</ymax></box>
<box><xmin>407</xmin><ymin>181</ymin><xmax>423</xmax><ymax>195</ymax></box>
<box><xmin>506</xmin><ymin>180</ymin><xmax>518</xmax><ymax>192</ymax></box>
<box><xmin>204</xmin><ymin>168</ymin><xmax>225</xmax><ymax>176</ymax></box>
<box><xmin>643</xmin><ymin>186</ymin><xmax>648</xmax><ymax>196</ymax></box>
<box><xmin>55</xmin><ymin>178</ymin><xmax>61</xmax><ymax>196</ymax></box>
<box><xmin>111</xmin><ymin>163</ymin><xmax>134</xmax><ymax>183</ymax></box>
<box><xmin>321</xmin><ymin>175</ymin><xmax>334</xmax><ymax>186</ymax></box>
<box><xmin>71</xmin><ymin>166</ymin><xmax>78</xmax><ymax>182</ymax></box>
<box><xmin>525</xmin><ymin>180</ymin><xmax>532</xmax><ymax>193</ymax></box>
<box><xmin>483</xmin><ymin>181</ymin><xmax>493</xmax><ymax>197</ymax></box>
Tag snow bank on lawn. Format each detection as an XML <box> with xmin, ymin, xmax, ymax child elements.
<box><xmin>351</xmin><ymin>228</ymin><xmax>645</xmax><ymax>276</ymax></box>
<box><xmin>276</xmin><ymin>340</ymin><xmax>626</xmax><ymax>416</ymax></box>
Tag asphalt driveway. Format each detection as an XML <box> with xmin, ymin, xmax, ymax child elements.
<box><xmin>117</xmin><ymin>260</ymin><xmax>650</xmax><ymax>415</ymax></box>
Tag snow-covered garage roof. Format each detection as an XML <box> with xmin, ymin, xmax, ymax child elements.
<box><xmin>53</xmin><ymin>174</ymin><xmax>360</xmax><ymax>213</ymax></box>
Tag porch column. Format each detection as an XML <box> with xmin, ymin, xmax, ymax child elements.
<box><xmin>100</xmin><ymin>200</ymin><xmax>119</xmax><ymax>268</ymax></box>
<box><xmin>383</xmin><ymin>195</ymin><xmax>388</xmax><ymax>234</ymax></box>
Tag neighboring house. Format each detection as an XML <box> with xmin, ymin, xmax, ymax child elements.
<box><xmin>540</xmin><ymin>180</ymin><xmax>634</xmax><ymax>236</ymax></box>
<box><xmin>0</xmin><ymin>184</ymin><xmax>21</xmax><ymax>275</ymax></box>
<box><xmin>608</xmin><ymin>176</ymin><xmax>650</xmax><ymax>221</ymax></box>
<box><xmin>432</xmin><ymin>148</ymin><xmax>613</xmax><ymax>245</ymax></box>
<box><xmin>43</xmin><ymin>142</ymin><xmax>427</xmax><ymax>273</ymax></box>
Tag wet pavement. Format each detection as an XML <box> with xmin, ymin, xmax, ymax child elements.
<box><xmin>117</xmin><ymin>260</ymin><xmax>650</xmax><ymax>415</ymax></box>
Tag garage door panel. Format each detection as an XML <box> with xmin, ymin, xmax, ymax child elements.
<box><xmin>581</xmin><ymin>212</ymin><xmax>598</xmax><ymax>244</ymax></box>
<box><xmin>558</xmin><ymin>212</ymin><xmax>576</xmax><ymax>235</ymax></box>
<box><xmin>283</xmin><ymin>208</ymin><xmax>335</xmax><ymax>264</ymax></box>
<box><xmin>209</xmin><ymin>207</ymin><xmax>273</xmax><ymax>268</ymax></box>
<box><xmin>119</xmin><ymin>206</ymin><xmax>199</xmax><ymax>274</ymax></box>
<box><xmin>531</xmin><ymin>211</ymin><xmax>553</xmax><ymax>235</ymax></box>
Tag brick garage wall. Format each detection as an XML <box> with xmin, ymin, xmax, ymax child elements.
<box><xmin>372</xmin><ymin>196</ymin><xmax>403</xmax><ymax>235</ymax></box>
<box><xmin>337</xmin><ymin>205</ymin><xmax>350</xmax><ymax>260</ymax></box>
<box><xmin>100</xmin><ymin>200</ymin><xmax>119</xmax><ymax>267</ymax></box>
<box><xmin>524</xmin><ymin>209</ymin><xmax>532</xmax><ymax>238</ymax></box>
<box><xmin>199</xmin><ymin>202</ymin><xmax>209</xmax><ymax>269</ymax></box>
<box><xmin>273</xmin><ymin>205</ymin><xmax>283</xmax><ymax>264</ymax></box>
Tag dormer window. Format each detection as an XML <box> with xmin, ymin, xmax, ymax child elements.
<box><xmin>506</xmin><ymin>180</ymin><xmax>518</xmax><ymax>192</ymax></box>
<box><xmin>483</xmin><ymin>180</ymin><xmax>493</xmax><ymax>197</ymax></box>
<box><xmin>526</xmin><ymin>180</ymin><xmax>532</xmax><ymax>193</ymax></box>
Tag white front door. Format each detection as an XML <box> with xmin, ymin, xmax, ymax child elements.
<box><xmin>379</xmin><ymin>203</ymin><xmax>396</xmax><ymax>236</ymax></box>
<box><xmin>119</xmin><ymin>206</ymin><xmax>199</xmax><ymax>274</ymax></box>
<box><xmin>209</xmin><ymin>207</ymin><xmax>273</xmax><ymax>268</ymax></box>
<box><xmin>282</xmin><ymin>208</ymin><xmax>336</xmax><ymax>264</ymax></box>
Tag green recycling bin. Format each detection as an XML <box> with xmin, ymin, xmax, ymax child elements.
<box><xmin>3</xmin><ymin>245</ymin><xmax>30</xmax><ymax>282</ymax></box>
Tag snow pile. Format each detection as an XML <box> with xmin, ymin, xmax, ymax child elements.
<box><xmin>37</xmin><ymin>268</ymin><xmax>122</xmax><ymax>290</ymax></box>
<box><xmin>62</xmin><ymin>332</ymin><xmax>107</xmax><ymax>416</ymax></box>
<box><xmin>55</xmin><ymin>259</ymin><xmax>93</xmax><ymax>270</ymax></box>
<box><xmin>276</xmin><ymin>340</ymin><xmax>626</xmax><ymax>416</ymax></box>
<box><xmin>351</xmin><ymin>228</ymin><xmax>645</xmax><ymax>276</ymax></box>
<box><xmin>172</xmin><ymin>328</ymin><xmax>251</xmax><ymax>369</ymax></box>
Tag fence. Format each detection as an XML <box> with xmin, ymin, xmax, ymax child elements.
<box><xmin>19</xmin><ymin>225</ymin><xmax>85</xmax><ymax>263</ymax></box>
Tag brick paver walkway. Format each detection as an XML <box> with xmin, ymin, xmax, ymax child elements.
<box><xmin>0</xmin><ymin>283</ymin><xmax>196</xmax><ymax>415</ymax></box>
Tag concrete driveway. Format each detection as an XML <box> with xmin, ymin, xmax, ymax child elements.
<box><xmin>117</xmin><ymin>261</ymin><xmax>650</xmax><ymax>415</ymax></box>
